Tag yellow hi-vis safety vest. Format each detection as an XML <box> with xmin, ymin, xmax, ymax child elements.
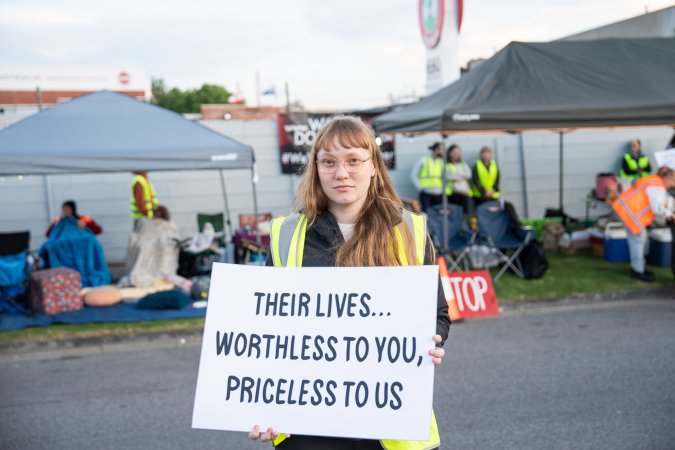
<box><xmin>130</xmin><ymin>175</ymin><xmax>158</xmax><ymax>219</ymax></box>
<box><xmin>472</xmin><ymin>160</ymin><xmax>500</xmax><ymax>199</ymax></box>
<box><xmin>418</xmin><ymin>157</ymin><xmax>444</xmax><ymax>190</ymax></box>
<box><xmin>619</xmin><ymin>153</ymin><xmax>651</xmax><ymax>180</ymax></box>
<box><xmin>444</xmin><ymin>161</ymin><xmax>469</xmax><ymax>196</ymax></box>
<box><xmin>269</xmin><ymin>210</ymin><xmax>441</xmax><ymax>450</ymax></box>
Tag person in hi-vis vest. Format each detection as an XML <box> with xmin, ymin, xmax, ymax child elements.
<box><xmin>612</xmin><ymin>166</ymin><xmax>675</xmax><ymax>282</ymax></box>
<box><xmin>249</xmin><ymin>116</ymin><xmax>449</xmax><ymax>450</ymax></box>
<box><xmin>130</xmin><ymin>171</ymin><xmax>158</xmax><ymax>230</ymax></box>
<box><xmin>619</xmin><ymin>138</ymin><xmax>651</xmax><ymax>185</ymax></box>
<box><xmin>444</xmin><ymin>144</ymin><xmax>472</xmax><ymax>213</ymax></box>
<box><xmin>471</xmin><ymin>146</ymin><xmax>500</xmax><ymax>207</ymax></box>
<box><xmin>410</xmin><ymin>142</ymin><xmax>444</xmax><ymax>212</ymax></box>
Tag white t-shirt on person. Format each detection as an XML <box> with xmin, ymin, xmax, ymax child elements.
<box><xmin>338</xmin><ymin>223</ymin><xmax>355</xmax><ymax>241</ymax></box>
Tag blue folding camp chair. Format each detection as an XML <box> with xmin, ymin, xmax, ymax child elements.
<box><xmin>475</xmin><ymin>201</ymin><xmax>534</xmax><ymax>281</ymax></box>
<box><xmin>426</xmin><ymin>204</ymin><xmax>476</xmax><ymax>272</ymax></box>
<box><xmin>0</xmin><ymin>231</ymin><xmax>33</xmax><ymax>314</ymax></box>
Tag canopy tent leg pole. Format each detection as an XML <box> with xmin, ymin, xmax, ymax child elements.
<box><xmin>518</xmin><ymin>133</ymin><xmax>530</xmax><ymax>218</ymax></box>
<box><xmin>559</xmin><ymin>131</ymin><xmax>564</xmax><ymax>213</ymax></box>
<box><xmin>441</xmin><ymin>134</ymin><xmax>449</xmax><ymax>256</ymax></box>
<box><xmin>44</xmin><ymin>174</ymin><xmax>55</xmax><ymax>225</ymax></box>
<box><xmin>218</xmin><ymin>169</ymin><xmax>234</xmax><ymax>242</ymax></box>
<box><xmin>250</xmin><ymin>163</ymin><xmax>263</xmax><ymax>264</ymax></box>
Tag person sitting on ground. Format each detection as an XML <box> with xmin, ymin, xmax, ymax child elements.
<box><xmin>471</xmin><ymin>146</ymin><xmax>500</xmax><ymax>206</ymax></box>
<box><xmin>46</xmin><ymin>200</ymin><xmax>102</xmax><ymax>237</ymax></box>
<box><xmin>612</xmin><ymin>166</ymin><xmax>675</xmax><ymax>282</ymax></box>
<box><xmin>121</xmin><ymin>205</ymin><xmax>180</xmax><ymax>288</ymax></box>
<box><xmin>445</xmin><ymin>144</ymin><xmax>472</xmax><ymax>213</ymax></box>
<box><xmin>40</xmin><ymin>201</ymin><xmax>110</xmax><ymax>287</ymax></box>
<box><xmin>619</xmin><ymin>138</ymin><xmax>651</xmax><ymax>186</ymax></box>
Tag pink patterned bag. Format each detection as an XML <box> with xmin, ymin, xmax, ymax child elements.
<box><xmin>29</xmin><ymin>268</ymin><xmax>83</xmax><ymax>315</ymax></box>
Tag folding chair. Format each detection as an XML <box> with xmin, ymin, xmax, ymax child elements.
<box><xmin>0</xmin><ymin>231</ymin><xmax>33</xmax><ymax>314</ymax></box>
<box><xmin>235</xmin><ymin>212</ymin><xmax>272</xmax><ymax>265</ymax></box>
<box><xmin>238</xmin><ymin>212</ymin><xmax>273</xmax><ymax>232</ymax></box>
<box><xmin>426</xmin><ymin>204</ymin><xmax>476</xmax><ymax>272</ymax></box>
<box><xmin>197</xmin><ymin>212</ymin><xmax>225</xmax><ymax>246</ymax></box>
<box><xmin>0</xmin><ymin>231</ymin><xmax>30</xmax><ymax>258</ymax></box>
<box><xmin>475</xmin><ymin>201</ymin><xmax>534</xmax><ymax>281</ymax></box>
<box><xmin>176</xmin><ymin>212</ymin><xmax>227</xmax><ymax>278</ymax></box>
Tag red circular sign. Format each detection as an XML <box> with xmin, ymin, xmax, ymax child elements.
<box><xmin>118</xmin><ymin>71</ymin><xmax>130</xmax><ymax>85</ymax></box>
<box><xmin>419</xmin><ymin>0</ymin><xmax>445</xmax><ymax>49</ymax></box>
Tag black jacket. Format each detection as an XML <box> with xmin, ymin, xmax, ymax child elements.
<box><xmin>267</xmin><ymin>210</ymin><xmax>450</xmax><ymax>345</ymax></box>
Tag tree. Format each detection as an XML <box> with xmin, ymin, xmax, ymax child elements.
<box><xmin>151</xmin><ymin>78</ymin><xmax>232</xmax><ymax>114</ymax></box>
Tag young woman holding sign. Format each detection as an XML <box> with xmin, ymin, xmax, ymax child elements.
<box><xmin>249</xmin><ymin>115</ymin><xmax>449</xmax><ymax>450</ymax></box>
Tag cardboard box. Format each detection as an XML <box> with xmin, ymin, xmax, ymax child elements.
<box><xmin>590</xmin><ymin>236</ymin><xmax>604</xmax><ymax>257</ymax></box>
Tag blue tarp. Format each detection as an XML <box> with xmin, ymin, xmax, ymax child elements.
<box><xmin>40</xmin><ymin>217</ymin><xmax>112</xmax><ymax>287</ymax></box>
<box><xmin>0</xmin><ymin>302</ymin><xmax>206</xmax><ymax>331</ymax></box>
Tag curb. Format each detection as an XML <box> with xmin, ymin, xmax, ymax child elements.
<box><xmin>0</xmin><ymin>327</ymin><xmax>205</xmax><ymax>356</ymax></box>
<box><xmin>499</xmin><ymin>287</ymin><xmax>674</xmax><ymax>312</ymax></box>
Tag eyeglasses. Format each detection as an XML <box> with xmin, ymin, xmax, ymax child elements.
<box><xmin>316</xmin><ymin>157</ymin><xmax>372</xmax><ymax>174</ymax></box>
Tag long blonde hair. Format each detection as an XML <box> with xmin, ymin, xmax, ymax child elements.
<box><xmin>295</xmin><ymin>115</ymin><xmax>418</xmax><ymax>266</ymax></box>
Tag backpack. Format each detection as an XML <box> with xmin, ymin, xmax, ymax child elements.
<box><xmin>516</xmin><ymin>239</ymin><xmax>549</xmax><ymax>279</ymax></box>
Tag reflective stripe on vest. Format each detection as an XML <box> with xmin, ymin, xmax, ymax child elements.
<box><xmin>270</xmin><ymin>210</ymin><xmax>440</xmax><ymax>450</ymax></box>
<box><xmin>130</xmin><ymin>175</ymin><xmax>158</xmax><ymax>219</ymax></box>
<box><xmin>444</xmin><ymin>163</ymin><xmax>456</xmax><ymax>196</ymax></box>
<box><xmin>472</xmin><ymin>160</ymin><xmax>499</xmax><ymax>198</ymax></box>
<box><xmin>620</xmin><ymin>153</ymin><xmax>650</xmax><ymax>179</ymax></box>
<box><xmin>611</xmin><ymin>174</ymin><xmax>664</xmax><ymax>235</ymax></box>
<box><xmin>418</xmin><ymin>157</ymin><xmax>444</xmax><ymax>190</ymax></box>
<box><xmin>269</xmin><ymin>214</ymin><xmax>307</xmax><ymax>267</ymax></box>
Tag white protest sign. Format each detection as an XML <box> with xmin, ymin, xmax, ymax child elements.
<box><xmin>192</xmin><ymin>263</ymin><xmax>439</xmax><ymax>441</ymax></box>
<box><xmin>654</xmin><ymin>149</ymin><xmax>675</xmax><ymax>170</ymax></box>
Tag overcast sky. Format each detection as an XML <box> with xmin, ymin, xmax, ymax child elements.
<box><xmin>1</xmin><ymin>0</ymin><xmax>672</xmax><ymax>110</ymax></box>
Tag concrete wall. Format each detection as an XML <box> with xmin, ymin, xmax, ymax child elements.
<box><xmin>393</xmin><ymin>126</ymin><xmax>673</xmax><ymax>219</ymax></box>
<box><xmin>0</xmin><ymin>118</ymin><xmax>673</xmax><ymax>264</ymax></box>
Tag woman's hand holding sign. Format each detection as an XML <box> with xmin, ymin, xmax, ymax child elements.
<box><xmin>249</xmin><ymin>425</ymin><xmax>290</xmax><ymax>443</ymax></box>
<box><xmin>429</xmin><ymin>334</ymin><xmax>445</xmax><ymax>365</ymax></box>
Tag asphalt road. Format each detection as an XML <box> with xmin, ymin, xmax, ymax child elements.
<box><xmin>1</xmin><ymin>298</ymin><xmax>674</xmax><ymax>450</ymax></box>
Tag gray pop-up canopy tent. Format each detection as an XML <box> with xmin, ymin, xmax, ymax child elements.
<box><xmin>375</xmin><ymin>38</ymin><xmax>675</xmax><ymax>217</ymax></box>
<box><xmin>0</xmin><ymin>90</ymin><xmax>260</xmax><ymax>241</ymax></box>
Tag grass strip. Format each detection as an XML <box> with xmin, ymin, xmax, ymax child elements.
<box><xmin>0</xmin><ymin>317</ymin><xmax>205</xmax><ymax>346</ymax></box>
<box><xmin>1</xmin><ymin>252</ymin><xmax>671</xmax><ymax>346</ymax></box>
<box><xmin>492</xmin><ymin>251</ymin><xmax>672</xmax><ymax>301</ymax></box>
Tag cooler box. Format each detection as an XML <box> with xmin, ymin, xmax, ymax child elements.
<box><xmin>29</xmin><ymin>267</ymin><xmax>83</xmax><ymax>315</ymax></box>
<box><xmin>603</xmin><ymin>223</ymin><xmax>630</xmax><ymax>263</ymax></box>
<box><xmin>647</xmin><ymin>228</ymin><xmax>672</xmax><ymax>267</ymax></box>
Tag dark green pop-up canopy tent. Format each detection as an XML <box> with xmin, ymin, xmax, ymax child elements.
<box><xmin>0</xmin><ymin>90</ymin><xmax>261</xmax><ymax>240</ymax></box>
<box><xmin>375</xmin><ymin>38</ymin><xmax>675</xmax><ymax>133</ymax></box>
<box><xmin>375</xmin><ymin>38</ymin><xmax>675</xmax><ymax>217</ymax></box>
